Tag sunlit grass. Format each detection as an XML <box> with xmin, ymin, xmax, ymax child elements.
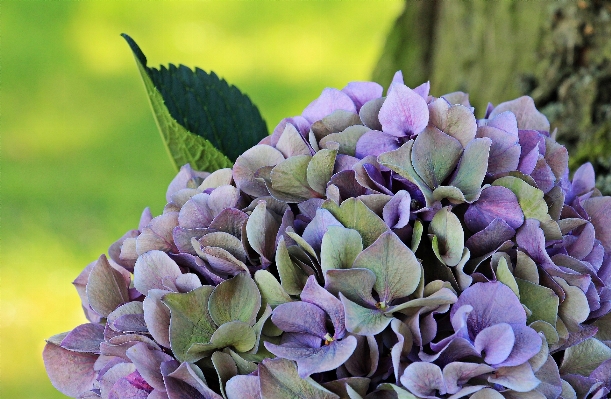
<box><xmin>1</xmin><ymin>1</ymin><xmax>402</xmax><ymax>397</ymax></box>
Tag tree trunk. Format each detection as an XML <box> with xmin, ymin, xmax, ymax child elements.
<box><xmin>373</xmin><ymin>0</ymin><xmax>611</xmax><ymax>194</ymax></box>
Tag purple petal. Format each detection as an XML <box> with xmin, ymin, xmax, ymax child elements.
<box><xmin>126</xmin><ymin>342</ymin><xmax>174</xmax><ymax>391</ymax></box>
<box><xmin>276</xmin><ymin>123</ymin><xmax>313</xmax><ymax>158</ymax></box>
<box><xmin>387</xmin><ymin>70</ymin><xmax>404</xmax><ymax>95</ymax></box>
<box><xmin>489</xmin><ymin>96</ymin><xmax>550</xmax><ymax>131</ymax></box>
<box><xmin>162</xmin><ymin>361</ymin><xmax>223</xmax><ymax>399</ymax></box>
<box><xmin>473</xmin><ymin>323</ymin><xmax>515</xmax><ymax>365</ymax></box>
<box><xmin>516</xmin><ymin>219</ymin><xmax>554</xmax><ymax>266</ymax></box>
<box><xmin>233</xmin><ymin>145</ymin><xmax>285</xmax><ymax>198</ymax></box>
<box><xmin>342</xmin><ymin>81</ymin><xmax>383</xmax><ymax>111</ymax></box>
<box><xmin>166</xmin><ymin>164</ymin><xmax>209</xmax><ymax>203</ymax></box>
<box><xmin>354</xmin><ymin>130</ymin><xmax>401</xmax><ymax>159</ymax></box>
<box><xmin>134</xmin><ymin>250</ymin><xmax>182</xmax><ymax>295</ymax></box>
<box><xmin>301</xmin><ymin>276</ymin><xmax>346</xmax><ymax>338</ymax></box>
<box><xmin>108</xmin><ymin>374</ymin><xmax>151</xmax><ymax>399</ymax></box>
<box><xmin>465</xmin><ymin>186</ymin><xmax>524</xmax><ymax>232</ymax></box>
<box><xmin>272</xmin><ymin>301</ymin><xmax>328</xmax><ymax>338</ymax></box>
<box><xmin>226</xmin><ymin>375</ymin><xmax>261</xmax><ymax>399</ymax></box>
<box><xmin>142</xmin><ymin>289</ymin><xmax>172</xmax><ymax>348</ymax></box>
<box><xmin>531</xmin><ymin>157</ymin><xmax>555</xmax><ymax>193</ymax></box>
<box><xmin>266</xmin><ymin>336</ymin><xmax>357</xmax><ymax>378</ymax></box>
<box><xmin>495</xmin><ymin>325</ymin><xmax>542</xmax><ymax>367</ymax></box>
<box><xmin>271</xmin><ymin>116</ymin><xmax>311</xmax><ymax>146</ymax></box>
<box><xmin>302</xmin><ymin>209</ymin><xmax>343</xmax><ymax>253</ymax></box>
<box><xmin>442</xmin><ymin>362</ymin><xmax>494</xmax><ymax>394</ymax></box>
<box><xmin>451</xmin><ymin>282</ymin><xmax>526</xmax><ymax>336</ymax></box>
<box><xmin>383</xmin><ymin>190</ymin><xmax>412</xmax><ymax>229</ymax></box>
<box><xmin>488</xmin><ymin>363</ymin><xmax>541</xmax><ymax>392</ymax></box>
<box><xmin>465</xmin><ymin>219</ymin><xmax>516</xmax><ymax>258</ymax></box>
<box><xmin>566</xmin><ymin>222</ymin><xmax>596</xmax><ymax>260</ymax></box>
<box><xmin>400</xmin><ymin>362</ymin><xmax>446</xmax><ymax>399</ymax></box>
<box><xmin>60</xmin><ymin>323</ymin><xmax>105</xmax><ymax>353</ymax></box>
<box><xmin>487</xmin><ymin>111</ymin><xmax>518</xmax><ymax>136</ymax></box>
<box><xmin>569</xmin><ymin>162</ymin><xmax>596</xmax><ymax>202</ymax></box>
<box><xmin>476</xmin><ymin>126</ymin><xmax>521</xmax><ymax>175</ymax></box>
<box><xmin>379</xmin><ymin>84</ymin><xmax>429</xmax><ymax>137</ymax></box>
<box><xmin>583</xmin><ymin>197</ymin><xmax>611</xmax><ymax>251</ymax></box>
<box><xmin>43</xmin><ymin>342</ymin><xmax>98</xmax><ymax>397</ymax></box>
<box><xmin>86</xmin><ymin>255</ymin><xmax>131</xmax><ymax>317</ymax></box>
<box><xmin>302</xmin><ymin>88</ymin><xmax>357</xmax><ymax>124</ymax></box>
<box><xmin>413</xmin><ymin>81</ymin><xmax>430</xmax><ymax>99</ymax></box>
<box><xmin>137</xmin><ymin>212</ymin><xmax>179</xmax><ymax>254</ymax></box>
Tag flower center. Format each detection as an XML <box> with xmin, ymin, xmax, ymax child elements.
<box><xmin>375</xmin><ymin>301</ymin><xmax>387</xmax><ymax>310</ymax></box>
<box><xmin>323</xmin><ymin>333</ymin><xmax>334</xmax><ymax>345</ymax></box>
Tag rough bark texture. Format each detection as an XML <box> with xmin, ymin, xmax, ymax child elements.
<box><xmin>373</xmin><ymin>0</ymin><xmax>611</xmax><ymax>194</ymax></box>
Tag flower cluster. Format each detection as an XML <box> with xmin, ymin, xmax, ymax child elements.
<box><xmin>44</xmin><ymin>71</ymin><xmax>611</xmax><ymax>399</ymax></box>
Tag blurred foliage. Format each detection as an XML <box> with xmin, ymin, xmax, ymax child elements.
<box><xmin>0</xmin><ymin>2</ymin><xmax>402</xmax><ymax>398</ymax></box>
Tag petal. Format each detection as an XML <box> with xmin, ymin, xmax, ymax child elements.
<box><xmin>400</xmin><ymin>362</ymin><xmax>446</xmax><ymax>398</ymax></box>
<box><xmin>452</xmin><ymin>282</ymin><xmax>526</xmax><ymax>335</ymax></box>
<box><xmin>473</xmin><ymin>323</ymin><xmax>515</xmax><ymax>365</ymax></box>
<box><xmin>272</xmin><ymin>301</ymin><xmax>328</xmax><ymax>338</ymax></box>
<box><xmin>302</xmin><ymin>88</ymin><xmax>357</xmax><ymax>124</ymax></box>
<box><xmin>442</xmin><ymin>362</ymin><xmax>494</xmax><ymax>394</ymax></box>
<box><xmin>412</xmin><ymin>127</ymin><xmax>463</xmax><ymax>189</ymax></box>
<box><xmin>301</xmin><ymin>276</ymin><xmax>346</xmax><ymax>338</ymax></box>
<box><xmin>134</xmin><ymin>250</ymin><xmax>182</xmax><ymax>295</ymax></box>
<box><xmin>266</xmin><ymin>337</ymin><xmax>357</xmax><ymax>378</ymax></box>
<box><xmin>233</xmin><ymin>144</ymin><xmax>285</xmax><ymax>197</ymax></box>
<box><xmin>489</xmin><ymin>96</ymin><xmax>550</xmax><ymax>131</ymax></box>
<box><xmin>488</xmin><ymin>363</ymin><xmax>541</xmax><ymax>392</ymax></box>
<box><xmin>342</xmin><ymin>81</ymin><xmax>383</xmax><ymax>111</ymax></box>
<box><xmin>379</xmin><ymin>84</ymin><xmax>429</xmax><ymax>137</ymax></box>
<box><xmin>355</xmin><ymin>130</ymin><xmax>401</xmax><ymax>159</ymax></box>
<box><xmin>465</xmin><ymin>186</ymin><xmax>524</xmax><ymax>232</ymax></box>
<box><xmin>43</xmin><ymin>342</ymin><xmax>97</xmax><ymax>397</ymax></box>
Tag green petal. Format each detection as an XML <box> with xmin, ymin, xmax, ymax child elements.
<box><xmin>352</xmin><ymin>231</ymin><xmax>421</xmax><ymax>302</ymax></box>
<box><xmin>429</xmin><ymin>207</ymin><xmax>464</xmax><ymax>267</ymax></box>
<box><xmin>162</xmin><ymin>286</ymin><xmax>217</xmax><ymax>362</ymax></box>
<box><xmin>320</xmin><ymin>226</ymin><xmax>363</xmax><ymax>273</ymax></box>
<box><xmin>322</xmin><ymin>198</ymin><xmax>389</xmax><ymax>248</ymax></box>
<box><xmin>208</xmin><ymin>273</ymin><xmax>261</xmax><ymax>326</ymax></box>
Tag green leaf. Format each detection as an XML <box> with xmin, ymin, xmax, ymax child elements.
<box><xmin>162</xmin><ymin>286</ymin><xmax>217</xmax><ymax>362</ymax></box>
<box><xmin>122</xmin><ymin>34</ymin><xmax>268</xmax><ymax>167</ymax></box>
<box><xmin>259</xmin><ymin>358</ymin><xmax>340</xmax><ymax>399</ymax></box>
<box><xmin>322</xmin><ymin>198</ymin><xmax>389</xmax><ymax>248</ymax></box>
<box><xmin>320</xmin><ymin>226</ymin><xmax>363</xmax><ymax>273</ymax></box>
<box><xmin>515</xmin><ymin>278</ymin><xmax>559</xmax><ymax>326</ymax></box>
<box><xmin>208</xmin><ymin>273</ymin><xmax>261</xmax><ymax>326</ymax></box>
<box><xmin>559</xmin><ymin>338</ymin><xmax>611</xmax><ymax>376</ymax></box>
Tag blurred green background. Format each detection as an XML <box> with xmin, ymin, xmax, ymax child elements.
<box><xmin>0</xmin><ymin>1</ymin><xmax>403</xmax><ymax>397</ymax></box>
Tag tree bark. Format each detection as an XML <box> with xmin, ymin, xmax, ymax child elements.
<box><xmin>373</xmin><ymin>0</ymin><xmax>611</xmax><ymax>194</ymax></box>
